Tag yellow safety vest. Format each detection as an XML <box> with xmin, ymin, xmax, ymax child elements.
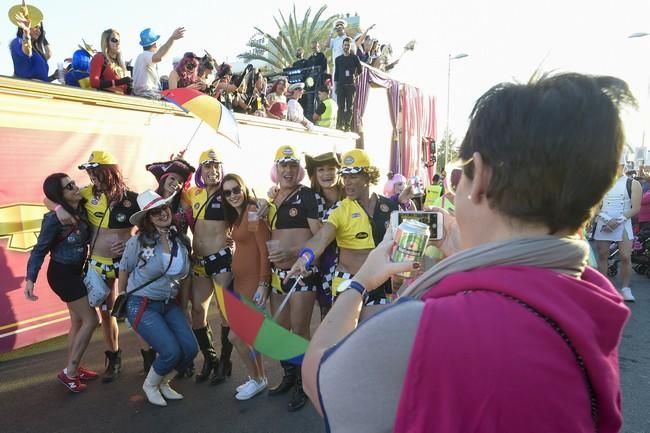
<box><xmin>424</xmin><ymin>184</ymin><xmax>443</xmax><ymax>208</ymax></box>
<box><xmin>317</xmin><ymin>99</ymin><xmax>337</xmax><ymax>128</ymax></box>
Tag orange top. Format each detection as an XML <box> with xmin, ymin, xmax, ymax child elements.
<box><xmin>230</xmin><ymin>215</ymin><xmax>271</xmax><ymax>300</ymax></box>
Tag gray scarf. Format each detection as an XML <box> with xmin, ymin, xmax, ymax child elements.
<box><xmin>401</xmin><ymin>235</ymin><xmax>590</xmax><ymax>299</ymax></box>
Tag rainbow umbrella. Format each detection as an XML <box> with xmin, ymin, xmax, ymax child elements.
<box><xmin>161</xmin><ymin>88</ymin><xmax>240</xmax><ymax>147</ymax></box>
<box><xmin>214</xmin><ymin>283</ymin><xmax>308</xmax><ymax>364</ymax></box>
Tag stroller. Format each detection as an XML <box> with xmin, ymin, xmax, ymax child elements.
<box><xmin>606</xmin><ymin>226</ymin><xmax>650</xmax><ymax>277</ymax></box>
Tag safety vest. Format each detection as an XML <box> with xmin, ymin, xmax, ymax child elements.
<box><xmin>317</xmin><ymin>99</ymin><xmax>338</xmax><ymax>128</ymax></box>
<box><xmin>424</xmin><ymin>184</ymin><xmax>443</xmax><ymax>208</ymax></box>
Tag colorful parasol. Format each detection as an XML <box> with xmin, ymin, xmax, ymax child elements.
<box><xmin>213</xmin><ymin>283</ymin><xmax>307</xmax><ymax>364</ymax></box>
<box><xmin>161</xmin><ymin>88</ymin><xmax>240</xmax><ymax>147</ymax></box>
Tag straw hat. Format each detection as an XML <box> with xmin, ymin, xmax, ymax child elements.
<box><xmin>8</xmin><ymin>2</ymin><xmax>43</xmax><ymax>28</ymax></box>
<box><xmin>129</xmin><ymin>190</ymin><xmax>177</xmax><ymax>225</ymax></box>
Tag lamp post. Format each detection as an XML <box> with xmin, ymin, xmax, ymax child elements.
<box><xmin>628</xmin><ymin>32</ymin><xmax>650</xmax><ymax>150</ymax></box>
<box><xmin>444</xmin><ymin>53</ymin><xmax>469</xmax><ymax>170</ymax></box>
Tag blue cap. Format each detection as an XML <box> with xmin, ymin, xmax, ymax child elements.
<box><xmin>139</xmin><ymin>28</ymin><xmax>161</xmax><ymax>47</ymax></box>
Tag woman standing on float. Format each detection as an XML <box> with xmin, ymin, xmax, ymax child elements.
<box><xmin>266</xmin><ymin>145</ymin><xmax>323</xmax><ymax>411</ymax></box>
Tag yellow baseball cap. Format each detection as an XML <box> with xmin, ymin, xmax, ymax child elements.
<box><xmin>339</xmin><ymin>149</ymin><xmax>371</xmax><ymax>174</ymax></box>
<box><xmin>198</xmin><ymin>148</ymin><xmax>222</xmax><ymax>165</ymax></box>
<box><xmin>274</xmin><ymin>145</ymin><xmax>301</xmax><ymax>163</ymax></box>
<box><xmin>78</xmin><ymin>150</ymin><xmax>117</xmax><ymax>169</ymax></box>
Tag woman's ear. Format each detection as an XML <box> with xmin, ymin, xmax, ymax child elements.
<box><xmin>468</xmin><ymin>152</ymin><xmax>491</xmax><ymax>204</ymax></box>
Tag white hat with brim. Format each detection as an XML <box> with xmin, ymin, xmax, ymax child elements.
<box><xmin>334</xmin><ymin>18</ymin><xmax>346</xmax><ymax>28</ymax></box>
<box><xmin>129</xmin><ymin>190</ymin><xmax>177</xmax><ymax>225</ymax></box>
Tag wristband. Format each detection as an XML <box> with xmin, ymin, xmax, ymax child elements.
<box><xmin>54</xmin><ymin>204</ymin><xmax>62</xmax><ymax>211</ymax></box>
<box><xmin>298</xmin><ymin>247</ymin><xmax>315</xmax><ymax>267</ymax></box>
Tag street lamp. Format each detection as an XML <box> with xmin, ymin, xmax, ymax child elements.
<box><xmin>628</xmin><ymin>32</ymin><xmax>649</xmax><ymax>149</ymax></box>
<box><xmin>444</xmin><ymin>53</ymin><xmax>469</xmax><ymax>169</ymax></box>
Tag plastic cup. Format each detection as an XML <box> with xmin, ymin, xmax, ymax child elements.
<box><xmin>266</xmin><ymin>240</ymin><xmax>281</xmax><ymax>254</ymax></box>
<box><xmin>248</xmin><ymin>211</ymin><xmax>259</xmax><ymax>232</ymax></box>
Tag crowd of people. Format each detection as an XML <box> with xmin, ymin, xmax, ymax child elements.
<box><xmin>11</xmin><ymin>7</ymin><xmax>639</xmax><ymax>432</ymax></box>
<box><xmin>8</xmin><ymin>10</ymin><xmax>396</xmax><ymax>133</ymax></box>
<box><xmin>23</xmin><ymin>72</ymin><xmax>638</xmax><ymax>432</ymax></box>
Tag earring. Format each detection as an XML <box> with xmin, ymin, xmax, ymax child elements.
<box><xmin>467</xmin><ymin>194</ymin><xmax>472</xmax><ymax>200</ymax></box>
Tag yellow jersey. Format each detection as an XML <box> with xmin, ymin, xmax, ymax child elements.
<box><xmin>324</xmin><ymin>195</ymin><xmax>397</xmax><ymax>249</ymax></box>
<box><xmin>80</xmin><ymin>186</ymin><xmax>139</xmax><ymax>229</ymax></box>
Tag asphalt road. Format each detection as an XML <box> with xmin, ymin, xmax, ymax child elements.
<box><xmin>1</xmin><ymin>272</ymin><xmax>649</xmax><ymax>433</ymax></box>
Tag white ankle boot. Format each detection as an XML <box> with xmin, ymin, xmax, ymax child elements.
<box><xmin>142</xmin><ymin>369</ymin><xmax>167</xmax><ymax>406</ymax></box>
<box><xmin>159</xmin><ymin>371</ymin><xmax>183</xmax><ymax>400</ymax></box>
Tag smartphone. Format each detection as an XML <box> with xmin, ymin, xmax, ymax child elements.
<box><xmin>390</xmin><ymin>211</ymin><xmax>443</xmax><ymax>241</ymax></box>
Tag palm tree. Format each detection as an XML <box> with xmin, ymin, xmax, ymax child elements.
<box><xmin>238</xmin><ymin>4</ymin><xmax>339</xmax><ymax>71</ymax></box>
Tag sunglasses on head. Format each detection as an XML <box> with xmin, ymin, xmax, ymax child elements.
<box><xmin>110</xmin><ymin>37</ymin><xmax>120</xmax><ymax>43</ymax></box>
<box><xmin>149</xmin><ymin>205</ymin><xmax>169</xmax><ymax>217</ymax></box>
<box><xmin>63</xmin><ymin>180</ymin><xmax>77</xmax><ymax>191</ymax></box>
<box><xmin>222</xmin><ymin>186</ymin><xmax>242</xmax><ymax>198</ymax></box>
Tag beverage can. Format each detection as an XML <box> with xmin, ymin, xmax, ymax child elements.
<box><xmin>391</xmin><ymin>219</ymin><xmax>430</xmax><ymax>278</ymax></box>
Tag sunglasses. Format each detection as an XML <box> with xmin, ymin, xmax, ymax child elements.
<box><xmin>110</xmin><ymin>37</ymin><xmax>120</xmax><ymax>44</ymax></box>
<box><xmin>185</xmin><ymin>62</ymin><xmax>197</xmax><ymax>70</ymax></box>
<box><xmin>149</xmin><ymin>205</ymin><xmax>169</xmax><ymax>217</ymax></box>
<box><xmin>63</xmin><ymin>180</ymin><xmax>77</xmax><ymax>191</ymax></box>
<box><xmin>222</xmin><ymin>186</ymin><xmax>242</xmax><ymax>198</ymax></box>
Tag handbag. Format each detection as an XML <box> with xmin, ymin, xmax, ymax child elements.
<box><xmin>83</xmin><ymin>204</ymin><xmax>110</xmax><ymax>307</ymax></box>
<box><xmin>111</xmin><ymin>245</ymin><xmax>175</xmax><ymax>319</ymax></box>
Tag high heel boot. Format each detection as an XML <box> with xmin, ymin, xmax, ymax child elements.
<box><xmin>268</xmin><ymin>361</ymin><xmax>297</xmax><ymax>395</ymax></box>
<box><xmin>141</xmin><ymin>347</ymin><xmax>156</xmax><ymax>373</ymax></box>
<box><xmin>211</xmin><ymin>326</ymin><xmax>233</xmax><ymax>385</ymax></box>
<box><xmin>102</xmin><ymin>349</ymin><xmax>122</xmax><ymax>383</ymax></box>
<box><xmin>193</xmin><ymin>326</ymin><xmax>219</xmax><ymax>383</ymax></box>
<box><xmin>287</xmin><ymin>365</ymin><xmax>307</xmax><ymax>411</ymax></box>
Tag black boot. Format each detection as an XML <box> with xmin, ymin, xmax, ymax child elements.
<box><xmin>176</xmin><ymin>362</ymin><xmax>195</xmax><ymax>379</ymax></box>
<box><xmin>268</xmin><ymin>361</ymin><xmax>297</xmax><ymax>396</ymax></box>
<box><xmin>211</xmin><ymin>326</ymin><xmax>233</xmax><ymax>385</ymax></box>
<box><xmin>193</xmin><ymin>326</ymin><xmax>219</xmax><ymax>383</ymax></box>
<box><xmin>141</xmin><ymin>348</ymin><xmax>156</xmax><ymax>373</ymax></box>
<box><xmin>287</xmin><ymin>365</ymin><xmax>307</xmax><ymax>411</ymax></box>
<box><xmin>102</xmin><ymin>349</ymin><xmax>122</xmax><ymax>383</ymax></box>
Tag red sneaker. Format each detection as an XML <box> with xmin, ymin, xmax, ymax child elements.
<box><xmin>78</xmin><ymin>366</ymin><xmax>99</xmax><ymax>381</ymax></box>
<box><xmin>57</xmin><ymin>370</ymin><xmax>87</xmax><ymax>393</ymax></box>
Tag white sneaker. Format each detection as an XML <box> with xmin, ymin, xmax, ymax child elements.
<box><xmin>236</xmin><ymin>377</ymin><xmax>254</xmax><ymax>393</ymax></box>
<box><xmin>622</xmin><ymin>287</ymin><xmax>636</xmax><ymax>302</ymax></box>
<box><xmin>235</xmin><ymin>378</ymin><xmax>267</xmax><ymax>401</ymax></box>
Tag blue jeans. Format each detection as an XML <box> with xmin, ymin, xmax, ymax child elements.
<box><xmin>126</xmin><ymin>296</ymin><xmax>198</xmax><ymax>376</ymax></box>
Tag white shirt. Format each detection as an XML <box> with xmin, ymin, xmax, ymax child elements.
<box><xmin>287</xmin><ymin>99</ymin><xmax>313</xmax><ymax>129</ymax></box>
<box><xmin>133</xmin><ymin>51</ymin><xmax>161</xmax><ymax>99</ymax></box>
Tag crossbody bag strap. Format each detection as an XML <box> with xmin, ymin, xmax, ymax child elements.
<box><xmin>496</xmin><ymin>292</ymin><xmax>599</xmax><ymax>431</ymax></box>
<box><xmin>193</xmin><ymin>190</ymin><xmax>219</xmax><ymax>227</ymax></box>
<box><xmin>127</xmin><ymin>242</ymin><xmax>176</xmax><ymax>297</ymax></box>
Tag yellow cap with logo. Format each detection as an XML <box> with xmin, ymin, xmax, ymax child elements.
<box><xmin>78</xmin><ymin>150</ymin><xmax>118</xmax><ymax>170</ymax></box>
<box><xmin>198</xmin><ymin>148</ymin><xmax>222</xmax><ymax>165</ymax></box>
<box><xmin>274</xmin><ymin>145</ymin><xmax>300</xmax><ymax>163</ymax></box>
<box><xmin>339</xmin><ymin>149</ymin><xmax>371</xmax><ymax>174</ymax></box>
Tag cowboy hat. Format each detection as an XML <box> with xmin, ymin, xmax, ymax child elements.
<box><xmin>129</xmin><ymin>190</ymin><xmax>177</xmax><ymax>225</ymax></box>
<box><xmin>8</xmin><ymin>2</ymin><xmax>43</xmax><ymax>28</ymax></box>
<box><xmin>305</xmin><ymin>152</ymin><xmax>341</xmax><ymax>177</ymax></box>
<box><xmin>146</xmin><ymin>159</ymin><xmax>195</xmax><ymax>183</ymax></box>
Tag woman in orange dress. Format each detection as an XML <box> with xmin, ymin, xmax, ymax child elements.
<box><xmin>220</xmin><ymin>173</ymin><xmax>271</xmax><ymax>400</ymax></box>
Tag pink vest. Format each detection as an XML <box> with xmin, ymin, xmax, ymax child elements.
<box><xmin>393</xmin><ymin>266</ymin><xmax>629</xmax><ymax>433</ymax></box>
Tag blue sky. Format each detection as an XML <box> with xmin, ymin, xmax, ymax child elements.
<box><xmin>2</xmin><ymin>0</ymin><xmax>649</xmax><ymax>150</ymax></box>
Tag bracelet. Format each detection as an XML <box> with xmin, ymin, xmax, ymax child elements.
<box><xmin>54</xmin><ymin>204</ymin><xmax>62</xmax><ymax>211</ymax></box>
<box><xmin>298</xmin><ymin>247</ymin><xmax>315</xmax><ymax>267</ymax></box>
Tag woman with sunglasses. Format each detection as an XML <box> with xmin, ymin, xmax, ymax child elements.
<box><xmin>219</xmin><ymin>173</ymin><xmax>271</xmax><ymax>400</ymax></box>
<box><xmin>11</xmin><ymin>12</ymin><xmax>51</xmax><ymax>82</ymax></box>
<box><xmin>168</xmin><ymin>52</ymin><xmax>206</xmax><ymax>91</ymax></box>
<box><xmin>89</xmin><ymin>29</ymin><xmax>132</xmax><ymax>94</ymax></box>
<box><xmin>25</xmin><ymin>174</ymin><xmax>99</xmax><ymax>393</ymax></box>
<box><xmin>145</xmin><ymin>158</ymin><xmax>196</xmax><ymax>377</ymax></box>
<box><xmin>118</xmin><ymin>190</ymin><xmax>197</xmax><ymax>407</ymax></box>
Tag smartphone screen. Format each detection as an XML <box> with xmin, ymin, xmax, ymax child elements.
<box><xmin>394</xmin><ymin>211</ymin><xmax>442</xmax><ymax>240</ymax></box>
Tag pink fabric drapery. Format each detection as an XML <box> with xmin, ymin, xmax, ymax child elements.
<box><xmin>353</xmin><ymin>65</ymin><xmax>400</xmax><ymax>171</ymax></box>
<box><xmin>399</xmin><ymin>85</ymin><xmax>436</xmax><ymax>180</ymax></box>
